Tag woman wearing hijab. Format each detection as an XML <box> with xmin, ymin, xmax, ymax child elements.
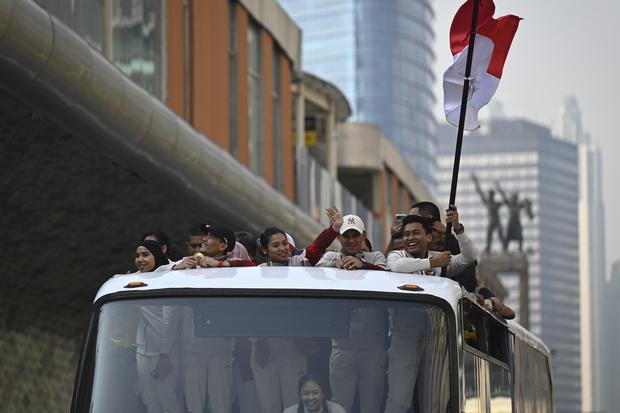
<box><xmin>134</xmin><ymin>240</ymin><xmax>170</xmax><ymax>273</ymax></box>
<box><xmin>133</xmin><ymin>240</ymin><xmax>183</xmax><ymax>413</ymax></box>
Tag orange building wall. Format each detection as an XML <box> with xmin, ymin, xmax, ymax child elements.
<box><xmin>166</xmin><ymin>0</ymin><xmax>185</xmax><ymax>117</ymax></box>
<box><xmin>280</xmin><ymin>56</ymin><xmax>294</xmax><ymax>200</ymax></box>
<box><xmin>262</xmin><ymin>33</ymin><xmax>274</xmax><ymax>185</ymax></box>
<box><xmin>190</xmin><ymin>0</ymin><xmax>229</xmax><ymax>149</ymax></box>
<box><xmin>165</xmin><ymin>1</ymin><xmax>294</xmax><ymax>197</ymax></box>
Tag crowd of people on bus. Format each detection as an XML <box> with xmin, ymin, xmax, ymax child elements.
<box><xmin>134</xmin><ymin>201</ymin><xmax>513</xmax><ymax>318</ymax></box>
<box><xmin>128</xmin><ymin>201</ymin><xmax>514</xmax><ymax>413</ymax></box>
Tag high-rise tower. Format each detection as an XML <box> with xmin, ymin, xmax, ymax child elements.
<box><xmin>278</xmin><ymin>0</ymin><xmax>438</xmax><ymax>191</ymax></box>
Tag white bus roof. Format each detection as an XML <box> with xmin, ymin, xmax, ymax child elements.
<box><xmin>96</xmin><ymin>267</ymin><xmax>464</xmax><ymax>313</ymax></box>
<box><xmin>96</xmin><ymin>266</ymin><xmax>550</xmax><ymax>356</ymax></box>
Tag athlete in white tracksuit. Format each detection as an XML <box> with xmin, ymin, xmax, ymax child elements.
<box><xmin>251</xmin><ymin>337</ymin><xmax>308</xmax><ymax>413</ymax></box>
<box><xmin>251</xmin><ymin>211</ymin><xmax>343</xmax><ymax>413</ymax></box>
<box><xmin>136</xmin><ymin>305</ymin><xmax>183</xmax><ymax>413</ymax></box>
<box><xmin>180</xmin><ymin>307</ymin><xmax>234</xmax><ymax>413</ymax></box>
<box><xmin>329</xmin><ymin>308</ymin><xmax>388</xmax><ymax>413</ymax></box>
<box><xmin>384</xmin><ymin>212</ymin><xmax>475</xmax><ymax>413</ymax></box>
<box><xmin>316</xmin><ymin>214</ymin><xmax>388</xmax><ymax>413</ymax></box>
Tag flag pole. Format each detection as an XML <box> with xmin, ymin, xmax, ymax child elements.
<box><xmin>442</xmin><ymin>0</ymin><xmax>481</xmax><ymax>276</ymax></box>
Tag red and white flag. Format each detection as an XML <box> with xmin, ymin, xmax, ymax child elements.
<box><xmin>443</xmin><ymin>0</ymin><xmax>521</xmax><ymax>130</ymax></box>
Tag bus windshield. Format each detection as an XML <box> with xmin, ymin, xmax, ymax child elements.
<box><xmin>85</xmin><ymin>296</ymin><xmax>452</xmax><ymax>413</ymax></box>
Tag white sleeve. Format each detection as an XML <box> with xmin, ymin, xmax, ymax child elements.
<box><xmin>386</xmin><ymin>250</ymin><xmax>431</xmax><ymax>273</ymax></box>
<box><xmin>446</xmin><ymin>231</ymin><xmax>477</xmax><ymax>277</ymax></box>
<box><xmin>155</xmin><ymin>259</ymin><xmax>182</xmax><ymax>272</ymax></box>
<box><xmin>316</xmin><ymin>252</ymin><xmax>340</xmax><ymax>267</ymax></box>
<box><xmin>327</xmin><ymin>400</ymin><xmax>348</xmax><ymax>413</ymax></box>
<box><xmin>367</xmin><ymin>251</ymin><xmax>387</xmax><ymax>268</ymax></box>
<box><xmin>160</xmin><ymin>306</ymin><xmax>181</xmax><ymax>354</ymax></box>
<box><xmin>290</xmin><ymin>254</ymin><xmax>311</xmax><ymax>267</ymax></box>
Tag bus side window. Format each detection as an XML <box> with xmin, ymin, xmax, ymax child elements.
<box><xmin>462</xmin><ymin>298</ymin><xmax>510</xmax><ymax>364</ymax></box>
<box><xmin>488</xmin><ymin>319</ymin><xmax>510</xmax><ymax>363</ymax></box>
<box><xmin>462</xmin><ymin>299</ymin><xmax>487</xmax><ymax>352</ymax></box>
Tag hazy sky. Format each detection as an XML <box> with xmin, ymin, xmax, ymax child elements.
<box><xmin>431</xmin><ymin>0</ymin><xmax>619</xmax><ymax>276</ymax></box>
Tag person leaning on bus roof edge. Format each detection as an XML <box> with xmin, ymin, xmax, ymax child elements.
<box><xmin>164</xmin><ymin>224</ymin><xmax>255</xmax><ymax>271</ymax></box>
<box><xmin>409</xmin><ymin>201</ymin><xmax>479</xmax><ymax>291</ymax></box>
<box><xmin>316</xmin><ymin>214</ymin><xmax>386</xmax><ymax>270</ymax></box>
<box><xmin>476</xmin><ymin>286</ymin><xmax>516</xmax><ymax>320</ymax></box>
<box><xmin>132</xmin><ymin>239</ymin><xmax>183</xmax><ymax>412</ymax></box>
<box><xmin>258</xmin><ymin>207</ymin><xmax>343</xmax><ymax>267</ymax></box>
<box><xmin>386</xmin><ymin>205</ymin><xmax>476</xmax><ymax>276</ymax></box>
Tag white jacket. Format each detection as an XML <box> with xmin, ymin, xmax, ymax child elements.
<box><xmin>316</xmin><ymin>251</ymin><xmax>386</xmax><ymax>268</ymax></box>
<box><xmin>136</xmin><ymin>305</ymin><xmax>181</xmax><ymax>356</ymax></box>
<box><xmin>258</xmin><ymin>251</ymin><xmax>310</xmax><ymax>267</ymax></box>
<box><xmin>386</xmin><ymin>231</ymin><xmax>476</xmax><ymax>277</ymax></box>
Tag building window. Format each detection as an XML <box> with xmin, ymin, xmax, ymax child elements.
<box><xmin>111</xmin><ymin>0</ymin><xmax>165</xmax><ymax>98</ymax></box>
<box><xmin>272</xmin><ymin>46</ymin><xmax>283</xmax><ymax>191</ymax></box>
<box><xmin>37</xmin><ymin>0</ymin><xmax>164</xmax><ymax>98</ymax></box>
<box><xmin>247</xmin><ymin>20</ymin><xmax>263</xmax><ymax>175</ymax></box>
<box><xmin>228</xmin><ymin>1</ymin><xmax>238</xmax><ymax>158</ymax></box>
<box><xmin>37</xmin><ymin>0</ymin><xmax>105</xmax><ymax>51</ymax></box>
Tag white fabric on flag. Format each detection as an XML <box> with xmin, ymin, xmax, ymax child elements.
<box><xmin>443</xmin><ymin>35</ymin><xmax>499</xmax><ymax>130</ymax></box>
<box><xmin>442</xmin><ymin>0</ymin><xmax>521</xmax><ymax>131</ymax></box>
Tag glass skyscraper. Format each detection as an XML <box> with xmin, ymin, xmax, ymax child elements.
<box><xmin>278</xmin><ymin>0</ymin><xmax>438</xmax><ymax>191</ymax></box>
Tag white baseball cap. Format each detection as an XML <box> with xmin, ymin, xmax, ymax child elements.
<box><xmin>340</xmin><ymin>215</ymin><xmax>365</xmax><ymax>235</ymax></box>
<box><xmin>285</xmin><ymin>233</ymin><xmax>296</xmax><ymax>248</ymax></box>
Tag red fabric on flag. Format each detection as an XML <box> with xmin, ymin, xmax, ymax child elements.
<box><xmin>449</xmin><ymin>0</ymin><xmax>521</xmax><ymax>78</ymax></box>
<box><xmin>450</xmin><ymin>0</ymin><xmax>496</xmax><ymax>55</ymax></box>
<box><xmin>442</xmin><ymin>0</ymin><xmax>521</xmax><ymax>130</ymax></box>
<box><xmin>479</xmin><ymin>15</ymin><xmax>521</xmax><ymax>78</ymax></box>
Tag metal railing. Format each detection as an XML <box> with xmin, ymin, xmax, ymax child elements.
<box><xmin>296</xmin><ymin>149</ymin><xmax>383</xmax><ymax>248</ymax></box>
